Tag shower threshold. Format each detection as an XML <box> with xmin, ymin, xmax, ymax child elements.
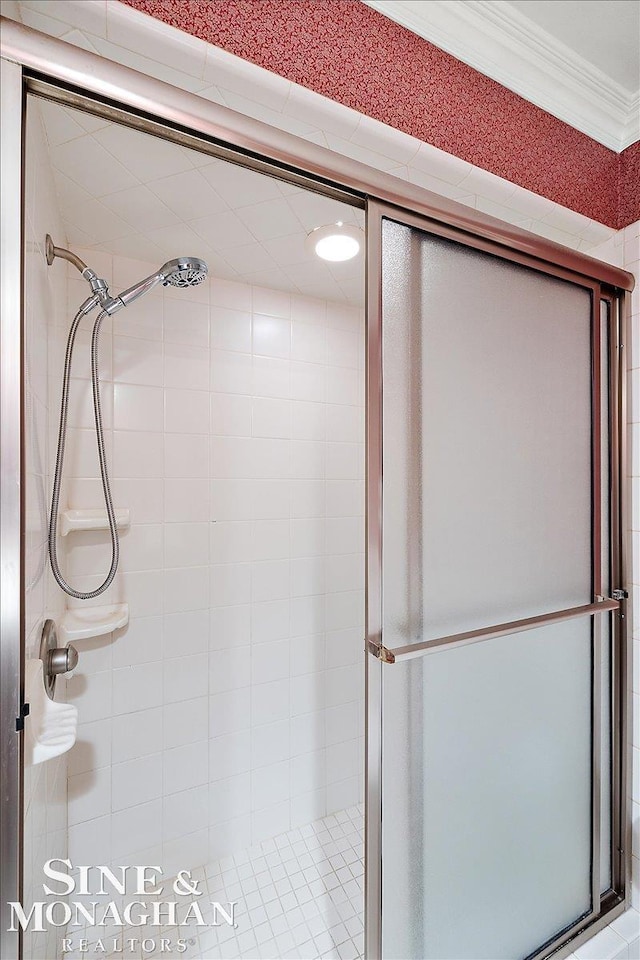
<box><xmin>64</xmin><ymin>804</ymin><xmax>364</xmax><ymax>960</ymax></box>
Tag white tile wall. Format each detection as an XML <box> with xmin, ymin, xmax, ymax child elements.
<box><xmin>22</xmin><ymin>99</ymin><xmax>69</xmax><ymax>960</ymax></box>
<box><xmin>59</xmin><ymin>248</ymin><xmax>365</xmax><ymax>874</ymax></box>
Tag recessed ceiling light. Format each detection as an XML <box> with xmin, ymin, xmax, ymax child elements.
<box><xmin>306</xmin><ymin>222</ymin><xmax>363</xmax><ymax>262</ymax></box>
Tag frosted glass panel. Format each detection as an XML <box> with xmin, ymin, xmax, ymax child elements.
<box><xmin>381</xmin><ymin>220</ymin><xmax>593</xmax><ymax>644</ymax></box>
<box><xmin>381</xmin><ymin>618</ymin><xmax>593</xmax><ymax>960</ymax></box>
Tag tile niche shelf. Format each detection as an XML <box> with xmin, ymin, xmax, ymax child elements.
<box><xmin>59</xmin><ymin>604</ymin><xmax>129</xmax><ymax>644</ymax></box>
<box><xmin>59</xmin><ymin>508</ymin><xmax>130</xmax><ymax>536</ymax></box>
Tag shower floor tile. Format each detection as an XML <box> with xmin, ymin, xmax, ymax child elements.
<box><xmin>199</xmin><ymin>804</ymin><xmax>364</xmax><ymax>960</ymax></box>
<box><xmin>62</xmin><ymin>805</ymin><xmax>363</xmax><ymax>960</ymax></box>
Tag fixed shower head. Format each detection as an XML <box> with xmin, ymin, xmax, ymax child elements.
<box><xmin>105</xmin><ymin>256</ymin><xmax>209</xmax><ymax>314</ymax></box>
<box><xmin>160</xmin><ymin>257</ymin><xmax>208</xmax><ymax>289</ymax></box>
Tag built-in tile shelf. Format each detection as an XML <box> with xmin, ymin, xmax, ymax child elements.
<box><xmin>58</xmin><ymin>603</ymin><xmax>129</xmax><ymax>644</ymax></box>
<box><xmin>60</xmin><ymin>508</ymin><xmax>130</xmax><ymax>536</ymax></box>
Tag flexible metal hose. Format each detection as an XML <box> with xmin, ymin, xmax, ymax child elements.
<box><xmin>48</xmin><ymin>308</ymin><xmax>119</xmax><ymax>599</ymax></box>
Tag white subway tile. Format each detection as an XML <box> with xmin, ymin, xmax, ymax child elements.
<box><xmin>210</xmin><ymin>305</ymin><xmax>251</xmax><ymax>353</ymax></box>
<box><xmin>251</xmin><ymin>638</ymin><xmax>290</xmax><ymax>684</ymax></box>
<box><xmin>68</xmin><ymin>815</ymin><xmax>112</xmax><ymax>868</ymax></box>
<box><xmin>164</xmin><ymin>388</ymin><xmax>210</xmax><ymax>434</ymax></box>
<box><xmin>210</xmin><ymin>520</ymin><xmax>253</xmax><ymax>563</ymax></box>
<box><xmin>291</xmin><ymin>635</ymin><xmax>325</xmax><ymax>676</ymax></box>
<box><xmin>111</xmin><ymin>799</ymin><xmax>162</xmax><ymax>860</ymax></box>
<box><xmin>112</xmin><ymin>662</ymin><xmax>163</xmax><ymax>716</ymax></box>
<box><xmin>208</xmin><ymin>773</ymin><xmax>251</xmax><ymax>825</ymax></box>
<box><xmin>291</xmin><ymin>558</ymin><xmax>326</xmax><ymax>598</ymax></box>
<box><xmin>164</xmin><ymin>521</ymin><xmax>210</xmax><ymax>567</ymax></box>
<box><xmin>164</xmin><ymin>433</ymin><xmax>209</xmax><ymax>478</ymax></box>
<box><xmin>112</xmin><ymin>707</ymin><xmax>163</xmax><ymax>764</ymax></box>
<box><xmin>210</xmin><ymin>645</ymin><xmax>251</xmax><ymax>694</ymax></box>
<box><xmin>291</xmin><ymin>749</ymin><xmax>326</xmax><ymax>799</ymax></box>
<box><xmin>211</xmin><ymin>563</ymin><xmax>252</xmax><ymax>607</ymax></box>
<box><xmin>252</xmin><ymin>520</ymin><xmax>290</xmax><ymax>561</ymax></box>
<box><xmin>114</xmin><ymin>383</ymin><xmax>163</xmax><ymax>432</ymax></box>
<box><xmin>113</xmin><ymin>430</ymin><xmax>163</xmax><ymax>478</ymax></box>
<box><xmin>290</xmin><ymin>361</ymin><xmax>326</xmax><ymax>402</ymax></box>
<box><xmin>164</xmin><ymin>478</ymin><xmax>209</xmax><ymax>522</ymax></box>
<box><xmin>251</xmin><ymin>801</ymin><xmax>290</xmax><ymax>844</ymax></box>
<box><xmin>291</xmin><ymin>596</ymin><xmax>325</xmax><ymax>637</ymax></box>
<box><xmin>68</xmin><ymin>766</ymin><xmax>112</xmax><ymax>825</ymax></box>
<box><xmin>112</xmin><ymin>335</ymin><xmax>163</xmax><ymax>387</ymax></box>
<box><xmin>210</xmin><ymin>392</ymin><xmax>252</xmax><ymax>436</ymax></box>
<box><xmin>112</xmin><ymin>616</ymin><xmax>163</xmax><ymax>667</ymax></box>
<box><xmin>67</xmin><ymin>669</ymin><xmax>112</xmax><ymax>723</ymax></box>
<box><xmin>164</xmin><ymin>298</ymin><xmax>209</xmax><ymax>348</ymax></box>
<box><xmin>251</xmin><ymin>600</ymin><xmax>290</xmax><ymax>644</ymax></box>
<box><xmin>209</xmin><ymin>688</ymin><xmax>251</xmax><ymax>738</ymax></box>
<box><xmin>163</xmin><ymin>653</ymin><xmax>208</xmax><ymax>704</ymax></box>
<box><xmin>164</xmin><ymin>739</ymin><xmax>208</xmax><ymax>794</ymax></box>
<box><xmin>112</xmin><ymin>752</ymin><xmax>162</xmax><ymax>811</ymax></box>
<box><xmin>252</xmin><ymin>286</ymin><xmax>291</xmax><ymax>318</ymax></box>
<box><xmin>164</xmin><ymin>697</ymin><xmax>208</xmax><ymax>751</ymax></box>
<box><xmin>251</xmin><ymin>719</ymin><xmax>291</xmax><ymax>769</ymax></box>
<box><xmin>252</xmin><ymin>397</ymin><xmax>292</xmax><ymax>439</ymax></box>
<box><xmin>164</xmin><ymin>341</ymin><xmax>209</xmax><ymax>391</ymax></box>
<box><xmin>163</xmin><ymin>784</ymin><xmax>209</xmax><ymax>842</ymax></box>
<box><xmin>209</xmin><ymin>730</ymin><xmax>251</xmax><ymax>781</ymax></box>
<box><xmin>252</xmin><ymin>760</ymin><xmax>291</xmax><ymax>810</ymax></box>
<box><xmin>252</xmin><ymin>560</ymin><xmax>290</xmax><ymax>602</ymax></box>
<box><xmin>69</xmin><ymin>718</ymin><xmax>112</xmax><ymax>776</ymax></box>
<box><xmin>291</xmin><ymin>674</ymin><xmax>325</xmax><ymax>717</ymax></box>
<box><xmin>211</xmin><ymin>349</ymin><xmax>253</xmax><ymax>395</ymax></box>
<box><xmin>251</xmin><ymin>679</ymin><xmax>290</xmax><ymax>726</ymax></box>
<box><xmin>253</xmin><ymin>355</ymin><xmax>291</xmax><ymax>399</ymax></box>
<box><xmin>253</xmin><ymin>314</ymin><xmax>291</xmax><ymax>360</ymax></box>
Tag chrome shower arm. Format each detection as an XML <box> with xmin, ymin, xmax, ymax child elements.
<box><xmin>46</xmin><ymin>234</ymin><xmax>111</xmax><ymax>305</ymax></box>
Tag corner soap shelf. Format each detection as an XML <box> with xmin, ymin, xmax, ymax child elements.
<box><xmin>60</xmin><ymin>508</ymin><xmax>130</xmax><ymax>537</ymax></box>
<box><xmin>59</xmin><ymin>604</ymin><xmax>129</xmax><ymax>644</ymax></box>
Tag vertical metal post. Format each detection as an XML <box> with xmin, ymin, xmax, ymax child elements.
<box><xmin>591</xmin><ymin>289</ymin><xmax>603</xmax><ymax>914</ymax></box>
<box><xmin>0</xmin><ymin>56</ymin><xmax>24</xmax><ymax>960</ymax></box>
<box><xmin>365</xmin><ymin>203</ymin><xmax>384</xmax><ymax>960</ymax></box>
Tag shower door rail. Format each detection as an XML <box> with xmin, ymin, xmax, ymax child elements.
<box><xmin>365</xmin><ymin>200</ymin><xmax>631</xmax><ymax>960</ymax></box>
<box><xmin>367</xmin><ymin>598</ymin><xmax>619</xmax><ymax>663</ymax></box>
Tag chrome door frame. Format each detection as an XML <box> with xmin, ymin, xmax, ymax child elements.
<box><xmin>0</xmin><ymin>16</ymin><xmax>633</xmax><ymax>960</ymax></box>
<box><xmin>365</xmin><ymin>199</ymin><xmax>632</xmax><ymax>960</ymax></box>
<box><xmin>0</xmin><ymin>55</ymin><xmax>24</xmax><ymax>960</ymax></box>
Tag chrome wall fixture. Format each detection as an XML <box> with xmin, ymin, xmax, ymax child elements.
<box><xmin>0</xmin><ymin>15</ymin><xmax>634</xmax><ymax>960</ymax></box>
<box><xmin>46</xmin><ymin>238</ymin><xmax>209</xmax><ymax>600</ymax></box>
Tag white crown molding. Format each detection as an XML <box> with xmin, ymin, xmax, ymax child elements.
<box><xmin>362</xmin><ymin>0</ymin><xmax>639</xmax><ymax>152</ymax></box>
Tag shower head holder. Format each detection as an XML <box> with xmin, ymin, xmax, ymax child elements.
<box><xmin>45</xmin><ymin>234</ymin><xmax>111</xmax><ymax>308</ymax></box>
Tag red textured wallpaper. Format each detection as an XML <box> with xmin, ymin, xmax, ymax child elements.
<box><xmin>123</xmin><ymin>0</ymin><xmax>638</xmax><ymax>229</ymax></box>
<box><xmin>619</xmin><ymin>142</ymin><xmax>640</xmax><ymax>227</ymax></box>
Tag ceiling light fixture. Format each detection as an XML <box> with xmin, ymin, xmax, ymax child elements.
<box><xmin>306</xmin><ymin>222</ymin><xmax>363</xmax><ymax>262</ymax></box>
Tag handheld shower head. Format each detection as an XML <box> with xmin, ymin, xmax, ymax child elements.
<box><xmin>159</xmin><ymin>257</ymin><xmax>208</xmax><ymax>288</ymax></box>
<box><xmin>105</xmin><ymin>256</ymin><xmax>209</xmax><ymax>314</ymax></box>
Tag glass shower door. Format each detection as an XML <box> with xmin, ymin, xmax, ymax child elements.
<box><xmin>365</xmin><ymin>208</ymin><xmax>619</xmax><ymax>959</ymax></box>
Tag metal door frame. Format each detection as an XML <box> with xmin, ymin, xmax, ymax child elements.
<box><xmin>365</xmin><ymin>200</ymin><xmax>632</xmax><ymax>960</ymax></box>
<box><xmin>0</xmin><ymin>16</ymin><xmax>633</xmax><ymax>960</ymax></box>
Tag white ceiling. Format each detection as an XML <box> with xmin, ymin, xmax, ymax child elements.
<box><xmin>37</xmin><ymin>98</ymin><xmax>365</xmax><ymax>306</ymax></box>
<box><xmin>507</xmin><ymin>0</ymin><xmax>639</xmax><ymax>92</ymax></box>
<box><xmin>363</xmin><ymin>0</ymin><xmax>640</xmax><ymax>150</ymax></box>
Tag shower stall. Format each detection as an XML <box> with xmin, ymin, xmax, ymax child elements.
<box><xmin>0</xmin><ymin>16</ymin><xmax>634</xmax><ymax>960</ymax></box>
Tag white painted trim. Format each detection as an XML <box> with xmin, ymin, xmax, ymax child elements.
<box><xmin>362</xmin><ymin>0</ymin><xmax>639</xmax><ymax>152</ymax></box>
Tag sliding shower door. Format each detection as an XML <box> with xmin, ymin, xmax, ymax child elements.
<box><xmin>365</xmin><ymin>206</ymin><xmax>624</xmax><ymax>959</ymax></box>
